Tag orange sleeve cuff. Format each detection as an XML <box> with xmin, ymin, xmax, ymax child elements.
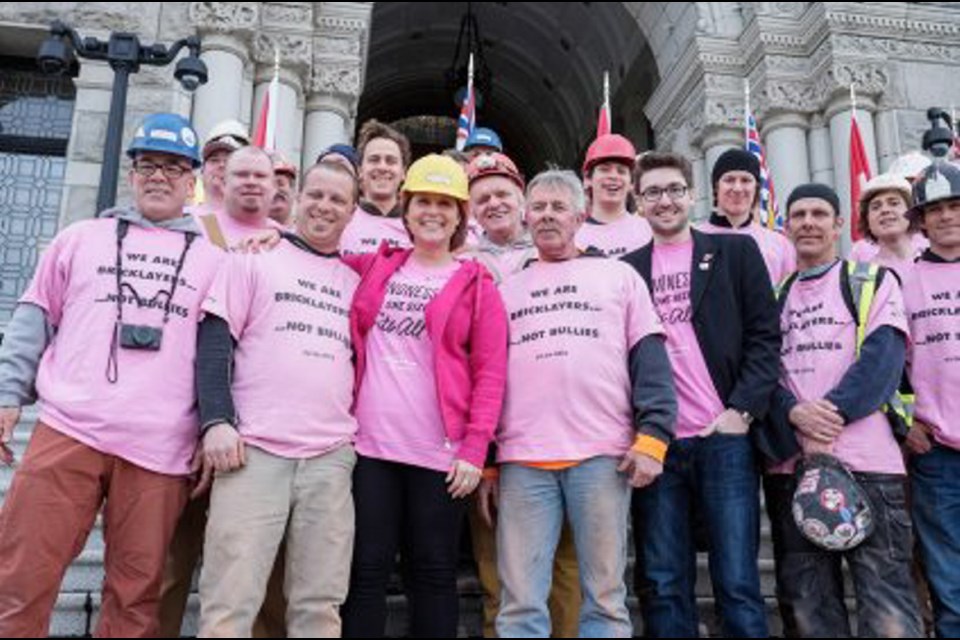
<box><xmin>632</xmin><ymin>434</ymin><xmax>668</xmax><ymax>464</ymax></box>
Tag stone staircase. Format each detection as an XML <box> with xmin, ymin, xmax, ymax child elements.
<box><xmin>2</xmin><ymin>414</ymin><xmax>796</xmax><ymax>637</ymax></box>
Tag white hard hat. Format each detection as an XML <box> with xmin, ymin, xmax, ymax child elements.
<box><xmin>887</xmin><ymin>151</ymin><xmax>932</xmax><ymax>182</ymax></box>
<box><xmin>202</xmin><ymin>119</ymin><xmax>250</xmax><ymax>160</ymax></box>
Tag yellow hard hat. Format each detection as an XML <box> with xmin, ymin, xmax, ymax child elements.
<box><xmin>401</xmin><ymin>154</ymin><xmax>469</xmax><ymax>202</ymax></box>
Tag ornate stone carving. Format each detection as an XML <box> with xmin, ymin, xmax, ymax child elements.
<box><xmin>311</xmin><ymin>61</ymin><xmax>362</xmax><ymax>97</ymax></box>
<box><xmin>0</xmin><ymin>4</ymin><xmax>141</xmax><ymax>32</ymax></box>
<box><xmin>189</xmin><ymin>2</ymin><xmax>259</xmax><ymax>33</ymax></box>
<box><xmin>254</xmin><ymin>32</ymin><xmax>312</xmax><ymax>70</ymax></box>
<box><xmin>829</xmin><ymin>62</ymin><xmax>890</xmax><ymax>96</ymax></box>
<box><xmin>832</xmin><ymin>34</ymin><xmax>960</xmax><ymax>63</ymax></box>
<box><xmin>262</xmin><ymin>2</ymin><xmax>313</xmax><ymax>29</ymax></box>
<box><xmin>751</xmin><ymin>3</ymin><xmax>808</xmax><ymax>19</ymax></box>
<box><xmin>761</xmin><ymin>79</ymin><xmax>821</xmax><ymax>113</ymax></box>
<box><xmin>315</xmin><ymin>33</ymin><xmax>362</xmax><ymax>57</ymax></box>
<box><xmin>316</xmin><ymin>15</ymin><xmax>368</xmax><ymax>35</ymax></box>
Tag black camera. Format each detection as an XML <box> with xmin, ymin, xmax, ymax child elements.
<box><xmin>119</xmin><ymin>323</ymin><xmax>164</xmax><ymax>351</ymax></box>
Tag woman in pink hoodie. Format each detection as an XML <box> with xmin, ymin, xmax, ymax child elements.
<box><xmin>341</xmin><ymin>155</ymin><xmax>508</xmax><ymax>638</ymax></box>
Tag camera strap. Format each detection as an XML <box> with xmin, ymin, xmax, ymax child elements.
<box><xmin>106</xmin><ymin>219</ymin><xmax>198</xmax><ymax>383</ymax></box>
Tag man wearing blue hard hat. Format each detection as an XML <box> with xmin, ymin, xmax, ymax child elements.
<box><xmin>0</xmin><ymin>112</ymin><xmax>224</xmax><ymax>637</ymax></box>
<box><xmin>464</xmin><ymin>127</ymin><xmax>504</xmax><ymax>161</ymax></box>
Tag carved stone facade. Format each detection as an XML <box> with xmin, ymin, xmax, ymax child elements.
<box><xmin>3</xmin><ymin>2</ymin><xmax>960</xmax><ymax>635</ymax></box>
<box><xmin>2</xmin><ymin>1</ymin><xmax>960</xmax><ymax>227</ymax></box>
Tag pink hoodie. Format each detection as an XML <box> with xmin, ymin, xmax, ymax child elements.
<box><xmin>346</xmin><ymin>245</ymin><xmax>508</xmax><ymax>468</ymax></box>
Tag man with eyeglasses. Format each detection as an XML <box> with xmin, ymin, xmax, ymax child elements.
<box><xmin>621</xmin><ymin>151</ymin><xmax>783</xmax><ymax>638</ymax></box>
<box><xmin>698</xmin><ymin>148</ymin><xmax>796</xmax><ymax>285</ymax></box>
<box><xmin>0</xmin><ymin>113</ymin><xmax>223</xmax><ymax>637</ymax></box>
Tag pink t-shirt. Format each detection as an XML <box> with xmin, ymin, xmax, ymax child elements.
<box><xmin>698</xmin><ymin>220</ymin><xmax>797</xmax><ymax>286</ymax></box>
<box><xmin>903</xmin><ymin>260</ymin><xmax>960</xmax><ymax>450</ymax></box>
<box><xmin>21</xmin><ymin>219</ymin><xmax>223</xmax><ymax>476</ymax></box>
<box><xmin>498</xmin><ymin>258</ymin><xmax>664</xmax><ymax>462</ymax></box>
<box><xmin>339</xmin><ymin>207</ymin><xmax>411</xmax><ymax>256</ymax></box>
<box><xmin>848</xmin><ymin>236</ymin><xmax>927</xmax><ymax>280</ymax></box>
<box><xmin>651</xmin><ymin>241</ymin><xmax>726</xmax><ymax>439</ymax></box>
<box><xmin>354</xmin><ymin>258</ymin><xmax>461</xmax><ymax>472</ymax></box>
<box><xmin>202</xmin><ymin>241</ymin><xmax>359</xmax><ymax>459</ymax></box>
<box><xmin>774</xmin><ymin>262</ymin><xmax>910</xmax><ymax>474</ymax></box>
<box><xmin>576</xmin><ymin>214</ymin><xmax>653</xmax><ymax>259</ymax></box>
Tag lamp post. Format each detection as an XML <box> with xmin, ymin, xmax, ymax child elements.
<box><xmin>37</xmin><ymin>20</ymin><xmax>209</xmax><ymax>215</ymax></box>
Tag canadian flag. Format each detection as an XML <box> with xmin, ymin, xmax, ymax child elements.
<box><xmin>253</xmin><ymin>71</ymin><xmax>279</xmax><ymax>150</ymax></box>
<box><xmin>849</xmin><ymin>114</ymin><xmax>872</xmax><ymax>243</ymax></box>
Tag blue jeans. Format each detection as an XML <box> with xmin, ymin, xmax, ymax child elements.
<box><xmin>911</xmin><ymin>444</ymin><xmax>960</xmax><ymax>639</ymax></box>
<box><xmin>496</xmin><ymin>456</ymin><xmax>633</xmax><ymax>638</ymax></box>
<box><xmin>632</xmin><ymin>434</ymin><xmax>767</xmax><ymax>638</ymax></box>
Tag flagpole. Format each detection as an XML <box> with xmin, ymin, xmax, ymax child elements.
<box><xmin>850</xmin><ymin>83</ymin><xmax>857</xmax><ymax>122</ymax></box>
<box><xmin>604</xmin><ymin>71</ymin><xmax>610</xmax><ymax>115</ymax></box>
<box><xmin>744</xmin><ymin>79</ymin><xmax>751</xmax><ymax>145</ymax></box>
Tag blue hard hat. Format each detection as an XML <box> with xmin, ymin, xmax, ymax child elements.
<box><xmin>126</xmin><ymin>113</ymin><xmax>202</xmax><ymax>168</ymax></box>
<box><xmin>464</xmin><ymin>127</ymin><xmax>503</xmax><ymax>152</ymax></box>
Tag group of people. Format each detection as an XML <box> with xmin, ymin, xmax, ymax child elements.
<box><xmin>0</xmin><ymin>107</ymin><xmax>956</xmax><ymax>640</ymax></box>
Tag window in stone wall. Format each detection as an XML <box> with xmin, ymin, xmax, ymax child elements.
<box><xmin>0</xmin><ymin>56</ymin><xmax>76</xmax><ymax>323</ymax></box>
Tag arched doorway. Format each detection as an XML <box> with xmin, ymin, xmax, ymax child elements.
<box><xmin>357</xmin><ymin>2</ymin><xmax>660</xmax><ymax>177</ymax></box>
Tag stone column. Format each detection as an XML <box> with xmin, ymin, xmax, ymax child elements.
<box><xmin>252</xmin><ymin>66</ymin><xmax>305</xmax><ymax>164</ymax></box>
<box><xmin>808</xmin><ymin>114</ymin><xmax>835</xmax><ymax>187</ymax></box>
<box><xmin>701</xmin><ymin>128</ymin><xmax>743</xmax><ymax>213</ymax></box>
<box><xmin>874</xmin><ymin>109</ymin><xmax>902</xmax><ymax>173</ymax></box>
<box><xmin>190</xmin><ymin>33</ymin><xmax>252</xmax><ymax>142</ymax></box>
<box><xmin>304</xmin><ymin>94</ymin><xmax>353</xmax><ymax>163</ymax></box>
<box><xmin>762</xmin><ymin>112</ymin><xmax>811</xmax><ymax>207</ymax></box>
<box><xmin>691</xmin><ymin>154</ymin><xmax>710</xmax><ymax>222</ymax></box>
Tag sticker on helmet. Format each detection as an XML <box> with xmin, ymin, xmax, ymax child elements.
<box><xmin>181</xmin><ymin>128</ymin><xmax>197</xmax><ymax>148</ymax></box>
<box><xmin>802</xmin><ymin>519</ymin><xmax>829</xmax><ymax>540</ymax></box>
<box><xmin>797</xmin><ymin>469</ymin><xmax>821</xmax><ymax>495</ymax></box>
<box><xmin>925</xmin><ymin>171</ymin><xmax>952</xmax><ymax>202</ymax></box>
<box><xmin>820</xmin><ymin>488</ymin><xmax>846</xmax><ymax>512</ymax></box>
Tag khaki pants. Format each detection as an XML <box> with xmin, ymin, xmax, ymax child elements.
<box><xmin>469</xmin><ymin>495</ymin><xmax>582</xmax><ymax>638</ymax></box>
<box><xmin>158</xmin><ymin>495</ymin><xmax>287</xmax><ymax>638</ymax></box>
<box><xmin>0</xmin><ymin>423</ymin><xmax>188</xmax><ymax>637</ymax></box>
<box><xmin>199</xmin><ymin>444</ymin><xmax>356</xmax><ymax>638</ymax></box>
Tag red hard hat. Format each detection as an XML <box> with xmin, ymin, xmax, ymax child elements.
<box><xmin>270</xmin><ymin>151</ymin><xmax>298</xmax><ymax>180</ymax></box>
<box><xmin>582</xmin><ymin>134</ymin><xmax>636</xmax><ymax>176</ymax></box>
<box><xmin>466</xmin><ymin>152</ymin><xmax>525</xmax><ymax>190</ymax></box>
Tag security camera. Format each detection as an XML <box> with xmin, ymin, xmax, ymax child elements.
<box><xmin>174</xmin><ymin>55</ymin><xmax>208</xmax><ymax>91</ymax></box>
<box><xmin>37</xmin><ymin>35</ymin><xmax>70</xmax><ymax>75</ymax></box>
<box><xmin>923</xmin><ymin>108</ymin><xmax>955</xmax><ymax>160</ymax></box>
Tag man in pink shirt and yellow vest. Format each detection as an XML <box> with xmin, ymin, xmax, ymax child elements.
<box><xmin>764</xmin><ymin>183</ymin><xmax>921</xmax><ymax>637</ymax></box>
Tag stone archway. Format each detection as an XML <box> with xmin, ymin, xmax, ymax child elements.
<box><xmin>357</xmin><ymin>2</ymin><xmax>666</xmax><ymax>177</ymax></box>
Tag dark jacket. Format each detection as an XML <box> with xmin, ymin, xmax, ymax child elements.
<box><xmin>622</xmin><ymin>229</ymin><xmax>792</xmax><ymax>463</ymax></box>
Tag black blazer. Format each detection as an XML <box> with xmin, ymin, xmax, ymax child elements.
<box><xmin>622</xmin><ymin>230</ymin><xmax>793</xmax><ymax>463</ymax></box>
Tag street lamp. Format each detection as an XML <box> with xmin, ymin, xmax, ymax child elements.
<box><xmin>37</xmin><ymin>20</ymin><xmax>208</xmax><ymax>215</ymax></box>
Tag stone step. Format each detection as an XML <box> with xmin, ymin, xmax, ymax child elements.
<box><xmin>1</xmin><ymin>415</ymin><xmax>810</xmax><ymax>636</ymax></box>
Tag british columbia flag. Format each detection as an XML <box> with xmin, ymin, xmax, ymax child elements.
<box><xmin>746</xmin><ymin>113</ymin><xmax>782</xmax><ymax>231</ymax></box>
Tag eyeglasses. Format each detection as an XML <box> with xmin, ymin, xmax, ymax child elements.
<box><xmin>640</xmin><ymin>184</ymin><xmax>689</xmax><ymax>203</ymax></box>
<box><xmin>133</xmin><ymin>161</ymin><xmax>192</xmax><ymax>179</ymax></box>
